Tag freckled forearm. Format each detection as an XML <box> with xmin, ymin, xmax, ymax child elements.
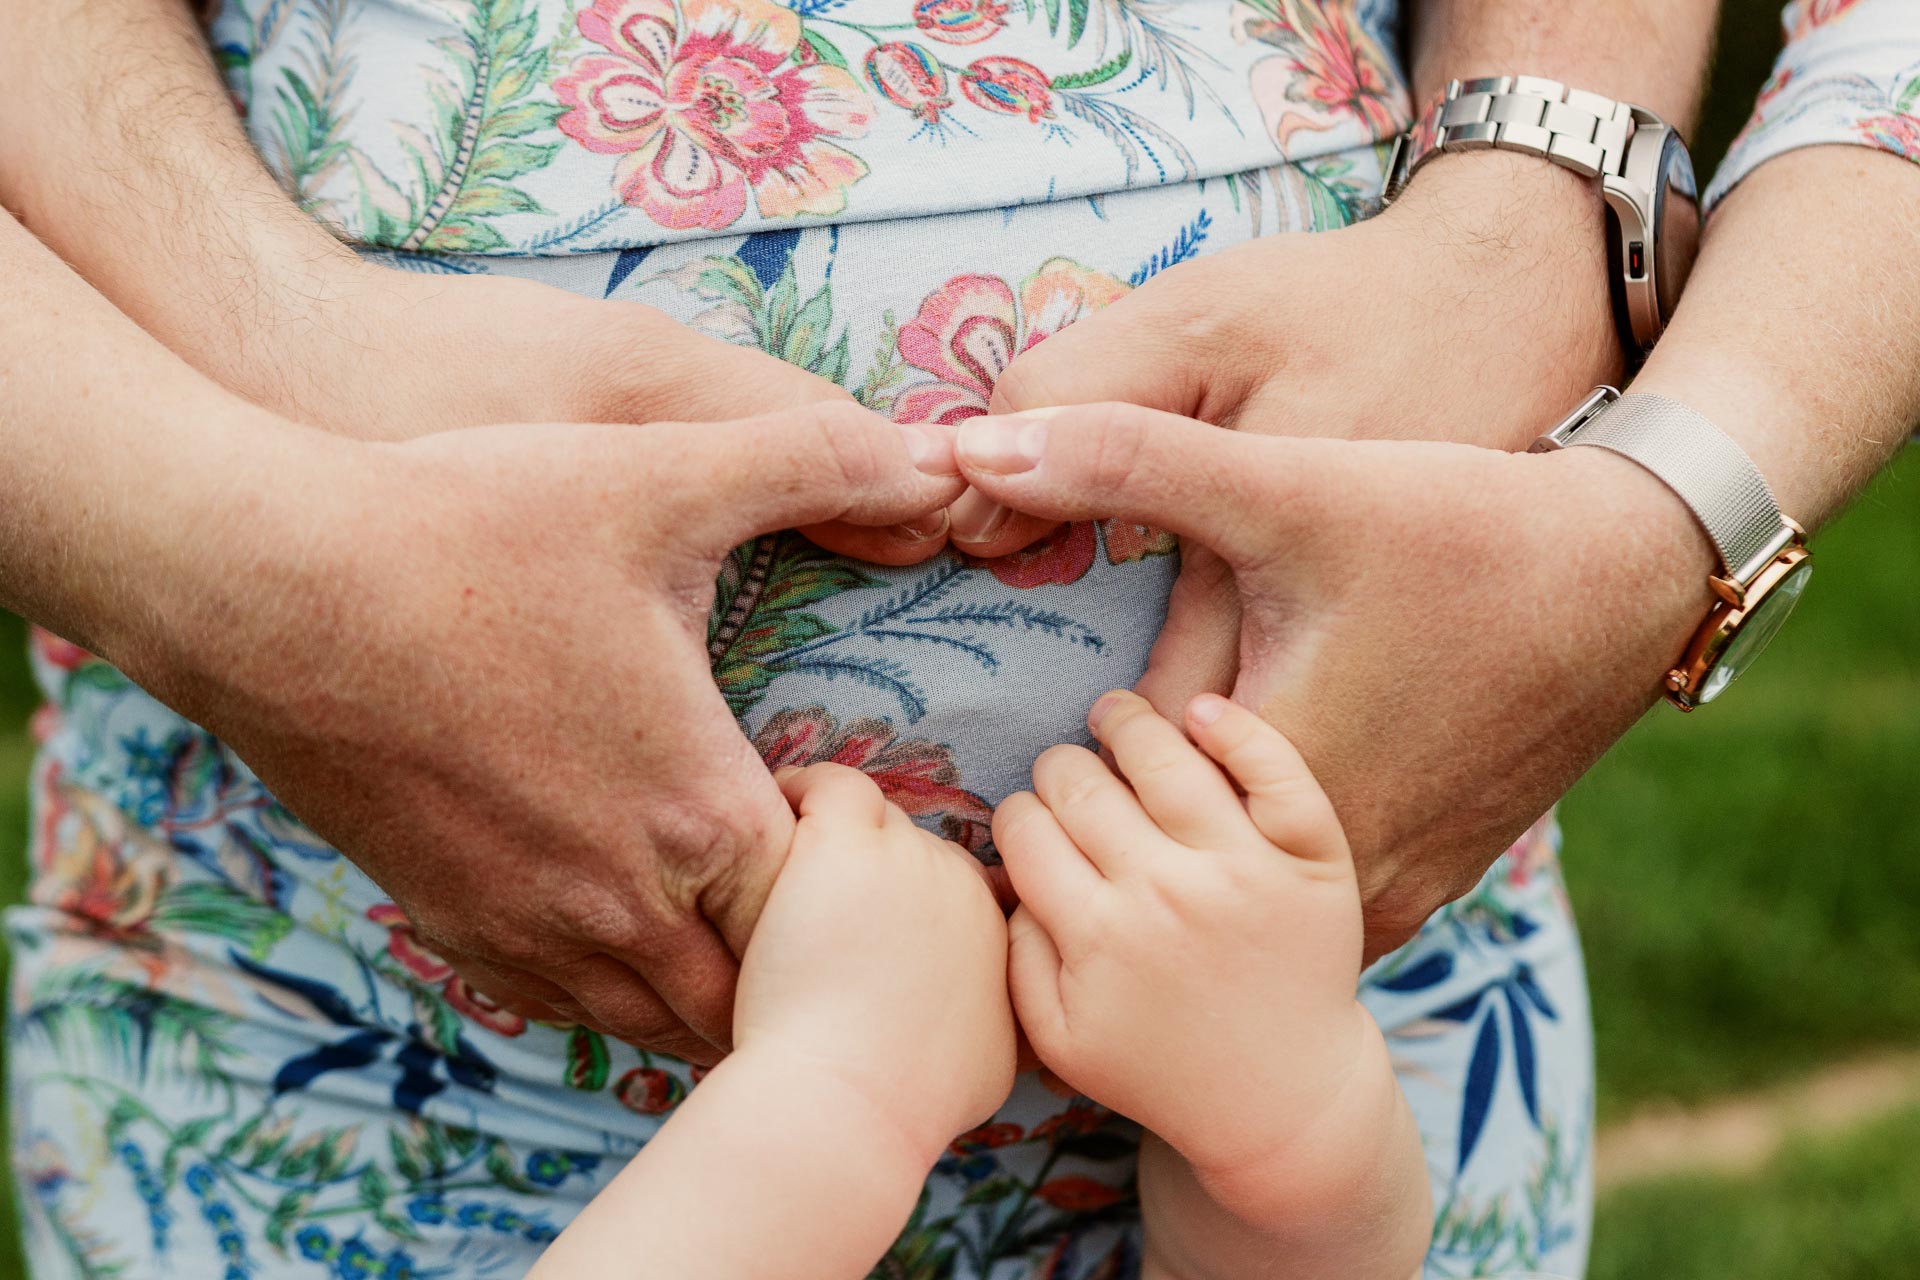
<box><xmin>1408</xmin><ymin>0</ymin><xmax>1717</xmax><ymax>129</ymax></box>
<box><xmin>1628</xmin><ymin>146</ymin><xmax>1920</xmax><ymax>528</ymax></box>
<box><xmin>0</xmin><ymin>0</ymin><xmax>365</xmax><ymax>402</ymax></box>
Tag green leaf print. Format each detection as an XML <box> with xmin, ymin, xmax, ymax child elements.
<box><xmin>149</xmin><ymin>880</ymin><xmax>294</xmax><ymax>960</ymax></box>
<box><xmin>1898</xmin><ymin>74</ymin><xmax>1920</xmax><ymax>116</ymax></box>
<box><xmin>19</xmin><ymin>968</ymin><xmax>240</xmax><ymax>1086</ymax></box>
<box><xmin>362</xmin><ymin>0</ymin><xmax>567</xmax><ymax>253</ymax></box>
<box><xmin>268</xmin><ymin>0</ymin><xmax>357</xmax><ymax>214</ymax></box>
<box><xmin>1051</xmin><ymin>48</ymin><xmax>1132</xmax><ymax>90</ymax></box>
<box><xmin>708</xmin><ymin>535</ymin><xmax>880</xmax><ymax>718</ymax></box>
<box><xmin>799</xmin><ymin>29</ymin><xmax>851</xmax><ymax>71</ymax></box>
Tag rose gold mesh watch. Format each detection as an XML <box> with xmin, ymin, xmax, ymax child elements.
<box><xmin>1532</xmin><ymin>387</ymin><xmax>1813</xmax><ymax>711</ymax></box>
<box><xmin>1381</xmin><ymin>76</ymin><xmax>1702</xmax><ymax>357</ymax></box>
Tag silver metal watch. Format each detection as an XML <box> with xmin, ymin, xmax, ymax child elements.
<box><xmin>1531</xmin><ymin>387</ymin><xmax>1814</xmax><ymax>710</ymax></box>
<box><xmin>1380</xmin><ymin>77</ymin><xmax>1702</xmax><ymax>356</ymax></box>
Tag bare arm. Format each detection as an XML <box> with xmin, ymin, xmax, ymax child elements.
<box><xmin>1631</xmin><ymin>145</ymin><xmax>1919</xmax><ymax>527</ymax></box>
<box><xmin>0</xmin><ymin>0</ymin><xmax>370</xmax><ymax>416</ymax></box>
<box><xmin>524</xmin><ymin>1050</ymin><xmax>936</xmax><ymax>1280</ymax></box>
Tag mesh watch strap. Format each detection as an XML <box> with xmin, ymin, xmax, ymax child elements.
<box><xmin>1537</xmin><ymin>392</ymin><xmax>1798</xmax><ymax>585</ymax></box>
<box><xmin>1382</xmin><ymin>75</ymin><xmax>1635</xmax><ymax>204</ymax></box>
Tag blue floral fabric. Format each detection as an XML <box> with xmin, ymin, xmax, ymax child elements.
<box><xmin>9</xmin><ymin>162</ymin><xmax>1594</xmax><ymax>1280</ymax></box>
<box><xmin>8</xmin><ymin>1</ymin><xmax>1615</xmax><ymax>1275</ymax></box>
<box><xmin>1706</xmin><ymin>0</ymin><xmax>1920</xmax><ymax>209</ymax></box>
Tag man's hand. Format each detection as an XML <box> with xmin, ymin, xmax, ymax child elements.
<box><xmin>208</xmin><ymin>265</ymin><xmax>957</xmax><ymax>567</ymax></box>
<box><xmin>139</xmin><ymin>403</ymin><xmax>963</xmax><ymax>1062</ymax></box>
<box><xmin>954</xmin><ymin>404</ymin><xmax>1715</xmax><ymax>959</ymax></box>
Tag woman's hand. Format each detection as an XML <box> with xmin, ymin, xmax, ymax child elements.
<box><xmin>736</xmin><ymin>765</ymin><xmax>1015</xmax><ymax>1156</ymax></box>
<box><xmin>950</xmin><ymin>153</ymin><xmax>1623</xmax><ymax>555</ymax></box>
<box><xmin>954</xmin><ymin>404</ymin><xmax>1714</xmax><ymax>959</ymax></box>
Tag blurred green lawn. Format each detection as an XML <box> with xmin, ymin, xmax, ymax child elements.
<box><xmin>3</xmin><ymin>2</ymin><xmax>1913</xmax><ymax>1274</ymax></box>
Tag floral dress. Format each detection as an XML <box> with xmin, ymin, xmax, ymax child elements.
<box><xmin>8</xmin><ymin>1</ymin><xmax>1916</xmax><ymax>1278</ymax></box>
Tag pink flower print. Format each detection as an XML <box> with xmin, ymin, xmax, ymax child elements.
<box><xmin>1240</xmin><ymin>0</ymin><xmax>1407</xmax><ymax>152</ymax></box>
<box><xmin>1788</xmin><ymin>0</ymin><xmax>1862</xmax><ymax>38</ymax></box>
<box><xmin>752</xmin><ymin>707</ymin><xmax>995</xmax><ymax>851</ymax></box>
<box><xmin>915</xmin><ymin>0</ymin><xmax>1010</xmax><ymax>45</ymax></box>
<box><xmin>960</xmin><ymin>56</ymin><xmax>1055</xmax><ymax>122</ymax></box>
<box><xmin>969</xmin><ymin>521</ymin><xmax>1098</xmax><ymax>588</ymax></box>
<box><xmin>893</xmin><ymin>258</ymin><xmax>1129</xmax><ymax>424</ymax></box>
<box><xmin>553</xmin><ymin>0</ymin><xmax>875</xmax><ymax>231</ymax></box>
<box><xmin>366</xmin><ymin>903</ymin><xmax>456</xmax><ymax>984</ymax></box>
<box><xmin>444</xmin><ymin>975</ymin><xmax>529</xmax><ymax>1037</ymax></box>
<box><xmin>866</xmin><ymin>42</ymin><xmax>952</xmax><ymax>123</ymax></box>
<box><xmin>1857</xmin><ymin>112</ymin><xmax>1920</xmax><ymax>162</ymax></box>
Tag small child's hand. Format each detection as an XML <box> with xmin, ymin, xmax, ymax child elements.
<box><xmin>999</xmin><ymin>691</ymin><xmax>1368</xmax><ymax>1176</ymax></box>
<box><xmin>734</xmin><ymin>764</ymin><xmax>1016</xmax><ymax>1160</ymax></box>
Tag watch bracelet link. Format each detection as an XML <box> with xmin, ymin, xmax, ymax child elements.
<box><xmin>1383</xmin><ymin>75</ymin><xmax>1636</xmax><ymax>204</ymax></box>
<box><xmin>1533</xmin><ymin>392</ymin><xmax>1798</xmax><ymax>585</ymax></box>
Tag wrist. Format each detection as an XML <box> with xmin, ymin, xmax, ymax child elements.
<box><xmin>1378</xmin><ymin>151</ymin><xmax>1624</xmax><ymax>450</ymax></box>
<box><xmin>719</xmin><ymin>1043</ymin><xmax>955</xmax><ymax>1175</ymax></box>
<box><xmin>1157</xmin><ymin>1010</ymin><xmax>1429</xmax><ymax>1263</ymax></box>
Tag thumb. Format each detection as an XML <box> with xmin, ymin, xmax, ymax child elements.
<box><xmin>955</xmin><ymin>403</ymin><xmax>1328</xmax><ymax>568</ymax></box>
<box><xmin>987</xmin><ymin>298</ymin><xmax>1208</xmax><ymax>422</ymax></box>
<box><xmin>665</xmin><ymin>402</ymin><xmax>965</xmax><ymax>553</ymax></box>
<box><xmin>1132</xmin><ymin>545</ymin><xmax>1239</xmax><ymax>715</ymax></box>
<box><xmin>951</xmin><ymin>304</ymin><xmax>1210</xmax><ymax>559</ymax></box>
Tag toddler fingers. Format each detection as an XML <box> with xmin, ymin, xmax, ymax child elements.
<box><xmin>1087</xmin><ymin>689</ymin><xmax>1248</xmax><ymax>849</ymax></box>
<box><xmin>993</xmin><ymin>791</ymin><xmax>1101</xmax><ymax>938</ymax></box>
<box><xmin>1006</xmin><ymin>907</ymin><xmax>1069</xmax><ymax>1062</ymax></box>
<box><xmin>1031</xmin><ymin>744</ymin><xmax>1160</xmax><ymax>879</ymax></box>
<box><xmin>1184</xmin><ymin>695</ymin><xmax>1351</xmax><ymax>864</ymax></box>
<box><xmin>778</xmin><ymin>763</ymin><xmax>888</xmax><ymax>828</ymax></box>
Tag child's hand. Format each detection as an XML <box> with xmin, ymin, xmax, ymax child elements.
<box><xmin>999</xmin><ymin>691</ymin><xmax>1369</xmax><ymax>1177</ymax></box>
<box><xmin>733</xmin><ymin>764</ymin><xmax>1017</xmax><ymax>1160</ymax></box>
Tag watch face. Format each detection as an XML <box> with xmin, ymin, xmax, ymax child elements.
<box><xmin>1653</xmin><ymin>132</ymin><xmax>1701</xmax><ymax>325</ymax></box>
<box><xmin>1697</xmin><ymin>558</ymin><xmax>1813</xmax><ymax>703</ymax></box>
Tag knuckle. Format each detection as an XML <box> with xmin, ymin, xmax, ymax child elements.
<box><xmin>546</xmin><ymin>883</ymin><xmax>653</xmax><ymax>956</ymax></box>
<box><xmin>1083</xmin><ymin>408</ymin><xmax>1151</xmax><ymax>495</ymax></box>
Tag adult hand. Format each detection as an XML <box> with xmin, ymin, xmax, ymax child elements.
<box><xmin>954</xmin><ymin>403</ymin><xmax>1713</xmax><ymax>959</ymax></box>
<box><xmin>952</xmin><ymin>156</ymin><xmax>1623</xmax><ymax>704</ymax></box>
<box><xmin>237</xmin><ymin>263</ymin><xmax>950</xmax><ymax>567</ymax></box>
<box><xmin>138</xmin><ymin>402</ymin><xmax>962</xmax><ymax>1063</ymax></box>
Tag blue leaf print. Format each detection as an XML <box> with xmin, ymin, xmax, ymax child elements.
<box><xmin>272</xmin><ymin>1028</ymin><xmax>391</xmax><ymax>1096</ymax></box>
<box><xmin>1457</xmin><ymin>1012</ymin><xmax>1501</xmax><ymax>1172</ymax></box>
<box><xmin>1373</xmin><ymin>951</ymin><xmax>1453</xmax><ymax>993</ymax></box>
<box><xmin>1505</xmin><ymin>984</ymin><xmax>1540</xmax><ymax>1126</ymax></box>
<box><xmin>1432</xmin><ymin>988</ymin><xmax>1487</xmax><ymax>1023</ymax></box>
<box><xmin>1515</xmin><ymin>965</ymin><xmax>1559</xmax><ymax>1021</ymax></box>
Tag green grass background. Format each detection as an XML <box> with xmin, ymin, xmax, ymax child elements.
<box><xmin>3</xmin><ymin>4</ymin><xmax>1915</xmax><ymax>1274</ymax></box>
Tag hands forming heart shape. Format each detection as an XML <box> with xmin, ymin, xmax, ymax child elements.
<box><xmin>150</xmin><ymin>158</ymin><xmax>1713</xmax><ymax>1064</ymax></box>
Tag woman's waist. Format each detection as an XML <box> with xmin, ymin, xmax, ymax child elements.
<box><xmin>209</xmin><ymin>0</ymin><xmax>1408</xmax><ymax>256</ymax></box>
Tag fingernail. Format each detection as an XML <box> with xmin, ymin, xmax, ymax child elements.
<box><xmin>1188</xmin><ymin>694</ymin><xmax>1229</xmax><ymax>727</ymax></box>
<box><xmin>957</xmin><ymin>416</ymin><xmax>1048</xmax><ymax>475</ymax></box>
<box><xmin>1087</xmin><ymin>691</ymin><xmax>1125</xmax><ymax>732</ymax></box>
<box><xmin>889</xmin><ymin>510</ymin><xmax>949</xmax><ymax>543</ymax></box>
<box><xmin>895</xmin><ymin>422</ymin><xmax>958</xmax><ymax>475</ymax></box>
<box><xmin>948</xmin><ymin>488</ymin><xmax>1011</xmax><ymax>544</ymax></box>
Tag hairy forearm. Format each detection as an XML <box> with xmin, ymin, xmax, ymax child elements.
<box><xmin>1409</xmin><ymin>0</ymin><xmax>1718</xmax><ymax>128</ymax></box>
<box><xmin>0</xmin><ymin>0</ymin><xmax>372</xmax><ymax>410</ymax></box>
<box><xmin>525</xmin><ymin>1048</ymin><xmax>935</xmax><ymax>1280</ymax></box>
<box><xmin>1630</xmin><ymin>146</ymin><xmax>1920</xmax><ymax>528</ymax></box>
<box><xmin>0</xmin><ymin>207</ymin><xmax>326</xmax><ymax>688</ymax></box>
<box><xmin>1138</xmin><ymin>1017</ymin><xmax>1430</xmax><ymax>1280</ymax></box>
